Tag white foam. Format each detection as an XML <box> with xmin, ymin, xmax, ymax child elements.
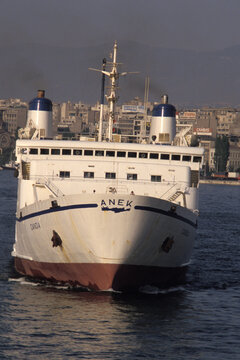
<box><xmin>8</xmin><ymin>277</ymin><xmax>39</xmax><ymax>286</ymax></box>
<box><xmin>8</xmin><ymin>277</ymin><xmax>88</xmax><ymax>291</ymax></box>
<box><xmin>100</xmin><ymin>288</ymin><xmax>122</xmax><ymax>293</ymax></box>
<box><xmin>139</xmin><ymin>285</ymin><xmax>185</xmax><ymax>294</ymax></box>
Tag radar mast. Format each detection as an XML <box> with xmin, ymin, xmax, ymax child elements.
<box><xmin>89</xmin><ymin>41</ymin><xmax>138</xmax><ymax>141</ymax></box>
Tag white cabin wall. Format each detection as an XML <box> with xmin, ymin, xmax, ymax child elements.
<box><xmin>16</xmin><ymin>140</ymin><xmax>203</xmax><ymax>211</ymax></box>
<box><xmin>185</xmin><ymin>187</ymin><xmax>199</xmax><ymax>211</ymax></box>
<box><xmin>24</xmin><ymin>158</ymin><xmax>192</xmax><ymax>201</ymax></box>
<box><xmin>18</xmin><ymin>180</ymin><xmax>36</xmax><ymax>209</ymax></box>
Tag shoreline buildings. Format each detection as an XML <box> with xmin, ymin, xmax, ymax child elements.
<box><xmin>0</xmin><ymin>96</ymin><xmax>240</xmax><ymax>172</ymax></box>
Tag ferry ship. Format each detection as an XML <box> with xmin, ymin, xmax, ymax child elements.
<box><xmin>12</xmin><ymin>42</ymin><xmax>204</xmax><ymax>291</ymax></box>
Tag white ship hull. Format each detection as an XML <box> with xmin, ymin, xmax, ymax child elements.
<box><xmin>13</xmin><ymin>193</ymin><xmax>197</xmax><ymax>291</ymax></box>
<box><xmin>12</xmin><ymin>44</ymin><xmax>203</xmax><ymax>291</ymax></box>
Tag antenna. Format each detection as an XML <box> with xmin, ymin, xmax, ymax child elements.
<box><xmin>144</xmin><ymin>76</ymin><xmax>149</xmax><ymax>107</ymax></box>
<box><xmin>98</xmin><ymin>58</ymin><xmax>106</xmax><ymax>141</ymax></box>
<box><xmin>141</xmin><ymin>76</ymin><xmax>150</xmax><ymax>140</ymax></box>
<box><xmin>89</xmin><ymin>41</ymin><xmax>139</xmax><ymax>141</ymax></box>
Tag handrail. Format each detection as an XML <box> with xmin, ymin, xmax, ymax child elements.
<box><xmin>31</xmin><ymin>174</ymin><xmax>189</xmax><ymax>187</ymax></box>
<box><xmin>160</xmin><ymin>183</ymin><xmax>180</xmax><ymax>200</ymax></box>
<box><xmin>36</xmin><ymin>177</ymin><xmax>64</xmax><ymax>197</ymax></box>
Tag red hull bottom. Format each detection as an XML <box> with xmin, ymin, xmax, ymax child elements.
<box><xmin>14</xmin><ymin>257</ymin><xmax>187</xmax><ymax>291</ymax></box>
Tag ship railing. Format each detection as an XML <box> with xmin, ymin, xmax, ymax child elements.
<box><xmin>33</xmin><ymin>175</ymin><xmax>189</xmax><ymax>198</ymax></box>
<box><xmin>161</xmin><ymin>183</ymin><xmax>189</xmax><ymax>207</ymax></box>
<box><xmin>160</xmin><ymin>183</ymin><xmax>180</xmax><ymax>200</ymax></box>
<box><xmin>32</xmin><ymin>174</ymin><xmax>189</xmax><ymax>185</ymax></box>
<box><xmin>35</xmin><ymin>177</ymin><xmax>64</xmax><ymax>197</ymax></box>
<box><xmin>167</xmin><ymin>190</ymin><xmax>187</xmax><ymax>207</ymax></box>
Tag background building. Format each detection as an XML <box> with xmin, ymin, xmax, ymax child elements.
<box><xmin>0</xmin><ymin>94</ymin><xmax>240</xmax><ymax>172</ymax></box>
<box><xmin>0</xmin><ymin>99</ymin><xmax>27</xmax><ymax>136</ymax></box>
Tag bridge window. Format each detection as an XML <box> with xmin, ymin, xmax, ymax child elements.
<box><xmin>117</xmin><ymin>151</ymin><xmax>126</xmax><ymax>157</ymax></box>
<box><xmin>51</xmin><ymin>149</ymin><xmax>60</xmax><ymax>155</ymax></box>
<box><xmin>193</xmin><ymin>156</ymin><xmax>202</xmax><ymax>163</ymax></box>
<box><xmin>59</xmin><ymin>171</ymin><xmax>70</xmax><ymax>178</ymax></box>
<box><xmin>40</xmin><ymin>148</ymin><xmax>49</xmax><ymax>155</ymax></box>
<box><xmin>128</xmin><ymin>152</ymin><xmax>137</xmax><ymax>158</ymax></box>
<box><xmin>73</xmin><ymin>149</ymin><xmax>82</xmax><ymax>155</ymax></box>
<box><xmin>30</xmin><ymin>148</ymin><xmax>38</xmax><ymax>154</ymax></box>
<box><xmin>106</xmin><ymin>151</ymin><xmax>115</xmax><ymax>157</ymax></box>
<box><xmin>150</xmin><ymin>153</ymin><xmax>159</xmax><ymax>159</ymax></box>
<box><xmin>84</xmin><ymin>171</ymin><xmax>94</xmax><ymax>178</ymax></box>
<box><xmin>105</xmin><ymin>172</ymin><xmax>116</xmax><ymax>179</ymax></box>
<box><xmin>20</xmin><ymin>148</ymin><xmax>27</xmax><ymax>154</ymax></box>
<box><xmin>139</xmin><ymin>152</ymin><xmax>148</xmax><ymax>159</ymax></box>
<box><xmin>171</xmin><ymin>154</ymin><xmax>181</xmax><ymax>161</ymax></box>
<box><xmin>95</xmin><ymin>150</ymin><xmax>104</xmax><ymax>156</ymax></box>
<box><xmin>84</xmin><ymin>150</ymin><xmax>93</xmax><ymax>156</ymax></box>
<box><xmin>151</xmin><ymin>175</ymin><xmax>161</xmax><ymax>182</ymax></box>
<box><xmin>161</xmin><ymin>154</ymin><xmax>170</xmax><ymax>160</ymax></box>
<box><xmin>62</xmin><ymin>149</ymin><xmax>71</xmax><ymax>155</ymax></box>
<box><xmin>127</xmin><ymin>173</ymin><xmax>137</xmax><ymax>180</ymax></box>
<box><xmin>182</xmin><ymin>155</ymin><xmax>191</xmax><ymax>161</ymax></box>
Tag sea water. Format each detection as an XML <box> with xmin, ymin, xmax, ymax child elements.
<box><xmin>0</xmin><ymin>170</ymin><xmax>239</xmax><ymax>359</ymax></box>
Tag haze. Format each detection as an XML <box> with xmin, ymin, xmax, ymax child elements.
<box><xmin>1</xmin><ymin>0</ymin><xmax>240</xmax><ymax>106</ymax></box>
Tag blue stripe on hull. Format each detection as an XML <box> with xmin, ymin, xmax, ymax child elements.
<box><xmin>134</xmin><ymin>205</ymin><xmax>197</xmax><ymax>228</ymax></box>
<box><xmin>16</xmin><ymin>201</ymin><xmax>196</xmax><ymax>228</ymax></box>
<box><xmin>17</xmin><ymin>203</ymin><xmax>98</xmax><ymax>222</ymax></box>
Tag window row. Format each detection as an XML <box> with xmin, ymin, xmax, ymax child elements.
<box><xmin>26</xmin><ymin>148</ymin><xmax>202</xmax><ymax>163</ymax></box>
<box><xmin>59</xmin><ymin>171</ymin><xmax>162</xmax><ymax>182</ymax></box>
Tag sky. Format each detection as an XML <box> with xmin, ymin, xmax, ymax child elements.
<box><xmin>1</xmin><ymin>0</ymin><xmax>240</xmax><ymax>51</ymax></box>
<box><xmin>1</xmin><ymin>0</ymin><xmax>240</xmax><ymax>105</ymax></box>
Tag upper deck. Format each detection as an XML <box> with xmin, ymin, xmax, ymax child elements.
<box><xmin>15</xmin><ymin>139</ymin><xmax>204</xmax><ymax>211</ymax></box>
<box><xmin>16</xmin><ymin>139</ymin><xmax>204</xmax><ymax>169</ymax></box>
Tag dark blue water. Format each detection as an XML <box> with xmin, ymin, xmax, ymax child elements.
<box><xmin>0</xmin><ymin>170</ymin><xmax>239</xmax><ymax>359</ymax></box>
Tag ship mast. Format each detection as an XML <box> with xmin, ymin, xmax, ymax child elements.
<box><xmin>106</xmin><ymin>41</ymin><xmax>118</xmax><ymax>141</ymax></box>
<box><xmin>98</xmin><ymin>58</ymin><xmax>107</xmax><ymax>142</ymax></box>
<box><xmin>89</xmin><ymin>41</ymin><xmax>138</xmax><ymax>142</ymax></box>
